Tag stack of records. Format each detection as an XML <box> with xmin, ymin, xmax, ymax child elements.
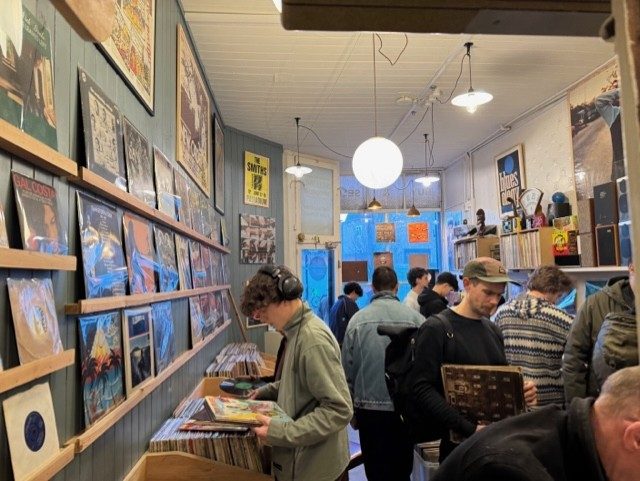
<box><xmin>205</xmin><ymin>343</ymin><xmax>266</xmax><ymax>378</ymax></box>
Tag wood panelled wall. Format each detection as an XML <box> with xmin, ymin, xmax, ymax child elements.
<box><xmin>223</xmin><ymin>127</ymin><xmax>284</xmax><ymax>347</ymax></box>
<box><xmin>0</xmin><ymin>1</ymin><xmax>283</xmax><ymax>480</ymax></box>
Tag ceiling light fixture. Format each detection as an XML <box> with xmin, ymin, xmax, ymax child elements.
<box><xmin>407</xmin><ymin>183</ymin><xmax>420</xmax><ymax>217</ymax></box>
<box><xmin>285</xmin><ymin>117</ymin><xmax>312</xmax><ymax>179</ymax></box>
<box><xmin>415</xmin><ymin>133</ymin><xmax>440</xmax><ymax>187</ymax></box>
<box><xmin>367</xmin><ymin>192</ymin><xmax>383</xmax><ymax>210</ymax></box>
<box><xmin>352</xmin><ymin>34</ymin><xmax>403</xmax><ymax>190</ymax></box>
<box><xmin>272</xmin><ymin>0</ymin><xmax>282</xmax><ymax>13</ymax></box>
<box><xmin>451</xmin><ymin>42</ymin><xmax>493</xmax><ymax>114</ymax></box>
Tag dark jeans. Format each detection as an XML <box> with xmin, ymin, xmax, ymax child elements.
<box><xmin>354</xmin><ymin>407</ymin><xmax>413</xmax><ymax>481</ymax></box>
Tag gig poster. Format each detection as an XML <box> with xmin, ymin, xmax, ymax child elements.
<box><xmin>244</xmin><ymin>151</ymin><xmax>270</xmax><ymax>207</ymax></box>
<box><xmin>495</xmin><ymin>145</ymin><xmax>525</xmax><ymax>216</ymax></box>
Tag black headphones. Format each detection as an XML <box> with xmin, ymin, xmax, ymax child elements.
<box><xmin>258</xmin><ymin>265</ymin><xmax>303</xmax><ymax>301</ymax></box>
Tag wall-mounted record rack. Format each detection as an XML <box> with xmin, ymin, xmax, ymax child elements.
<box><xmin>67</xmin><ymin>322</ymin><xmax>230</xmax><ymax>453</ymax></box>
<box><xmin>71</xmin><ymin>167</ymin><xmax>230</xmax><ymax>254</ymax></box>
<box><xmin>0</xmin><ymin>349</ymin><xmax>75</xmax><ymax>394</ymax></box>
<box><xmin>65</xmin><ymin>284</ymin><xmax>231</xmax><ymax>315</ymax></box>
<box><xmin>0</xmin><ymin>248</ymin><xmax>77</xmax><ymax>271</ymax></box>
<box><xmin>24</xmin><ymin>444</ymin><xmax>75</xmax><ymax>481</ymax></box>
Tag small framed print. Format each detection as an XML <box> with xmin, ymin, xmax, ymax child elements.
<box><xmin>495</xmin><ymin>145</ymin><xmax>525</xmax><ymax>216</ymax></box>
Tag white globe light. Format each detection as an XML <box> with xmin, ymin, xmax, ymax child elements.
<box><xmin>352</xmin><ymin>137</ymin><xmax>403</xmax><ymax>189</ymax></box>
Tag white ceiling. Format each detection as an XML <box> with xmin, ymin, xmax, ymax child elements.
<box><xmin>183</xmin><ymin>0</ymin><xmax>615</xmax><ymax>173</ymax></box>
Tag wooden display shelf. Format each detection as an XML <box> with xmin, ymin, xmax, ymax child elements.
<box><xmin>65</xmin><ymin>285</ymin><xmax>231</xmax><ymax>315</ymax></box>
<box><xmin>124</xmin><ymin>452</ymin><xmax>272</xmax><ymax>481</ymax></box>
<box><xmin>0</xmin><ymin>248</ymin><xmax>77</xmax><ymax>271</ymax></box>
<box><xmin>71</xmin><ymin>168</ymin><xmax>230</xmax><ymax>254</ymax></box>
<box><xmin>24</xmin><ymin>444</ymin><xmax>75</xmax><ymax>481</ymax></box>
<box><xmin>0</xmin><ymin>349</ymin><xmax>75</xmax><ymax>395</ymax></box>
<box><xmin>0</xmin><ymin>118</ymin><xmax>77</xmax><ymax>177</ymax></box>
<box><xmin>68</xmin><ymin>325</ymin><xmax>229</xmax><ymax>453</ymax></box>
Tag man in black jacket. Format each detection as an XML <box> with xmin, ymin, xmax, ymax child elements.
<box><xmin>418</xmin><ymin>271</ymin><xmax>459</xmax><ymax>318</ymax></box>
<box><xmin>433</xmin><ymin>365</ymin><xmax>640</xmax><ymax>481</ymax></box>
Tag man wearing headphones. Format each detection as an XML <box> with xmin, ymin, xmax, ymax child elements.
<box><xmin>241</xmin><ymin>265</ymin><xmax>353</xmax><ymax>481</ymax></box>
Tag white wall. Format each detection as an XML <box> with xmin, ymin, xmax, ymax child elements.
<box><xmin>465</xmin><ymin>98</ymin><xmax>577</xmax><ymax>226</ymax></box>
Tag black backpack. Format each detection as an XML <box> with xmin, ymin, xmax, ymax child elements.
<box><xmin>592</xmin><ymin>309</ymin><xmax>638</xmax><ymax>392</ymax></box>
<box><xmin>377</xmin><ymin>312</ymin><xmax>455</xmax><ymax>441</ymax></box>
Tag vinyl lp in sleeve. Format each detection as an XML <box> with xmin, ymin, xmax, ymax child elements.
<box><xmin>3</xmin><ymin>382</ymin><xmax>60</xmax><ymax>480</ymax></box>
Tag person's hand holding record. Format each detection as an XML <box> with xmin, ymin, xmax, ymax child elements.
<box><xmin>219</xmin><ymin>377</ymin><xmax>266</xmax><ymax>398</ymax></box>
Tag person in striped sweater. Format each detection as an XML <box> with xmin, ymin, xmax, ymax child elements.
<box><xmin>494</xmin><ymin>265</ymin><xmax>574</xmax><ymax>407</ymax></box>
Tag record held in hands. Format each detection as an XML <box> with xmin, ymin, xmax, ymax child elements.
<box><xmin>219</xmin><ymin>377</ymin><xmax>266</xmax><ymax>398</ymax></box>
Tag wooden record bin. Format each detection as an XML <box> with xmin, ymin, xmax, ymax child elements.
<box><xmin>453</xmin><ymin>236</ymin><xmax>500</xmax><ymax>270</ymax></box>
<box><xmin>499</xmin><ymin>227</ymin><xmax>555</xmax><ymax>270</ymax></box>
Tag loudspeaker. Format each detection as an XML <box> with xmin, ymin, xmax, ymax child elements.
<box><xmin>618</xmin><ymin>221</ymin><xmax>632</xmax><ymax>266</ymax></box>
<box><xmin>616</xmin><ymin>176</ymin><xmax>629</xmax><ymax>223</ymax></box>
<box><xmin>547</xmin><ymin>202</ymin><xmax>572</xmax><ymax>225</ymax></box>
<box><xmin>596</xmin><ymin>224</ymin><xmax>620</xmax><ymax>266</ymax></box>
<box><xmin>593</xmin><ymin>182</ymin><xmax>618</xmax><ymax>226</ymax></box>
<box><xmin>577</xmin><ymin>199</ymin><xmax>595</xmax><ymax>234</ymax></box>
<box><xmin>579</xmin><ymin>233</ymin><xmax>596</xmax><ymax>267</ymax></box>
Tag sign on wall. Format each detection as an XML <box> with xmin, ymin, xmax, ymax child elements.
<box><xmin>495</xmin><ymin>145</ymin><xmax>525</xmax><ymax>216</ymax></box>
<box><xmin>244</xmin><ymin>151</ymin><xmax>270</xmax><ymax>207</ymax></box>
<box><xmin>408</xmin><ymin>222</ymin><xmax>429</xmax><ymax>243</ymax></box>
<box><xmin>375</xmin><ymin>223</ymin><xmax>396</xmax><ymax>242</ymax></box>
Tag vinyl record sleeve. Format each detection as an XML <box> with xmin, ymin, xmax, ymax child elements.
<box><xmin>175</xmin><ymin>234</ymin><xmax>193</xmax><ymax>290</ymax></box>
<box><xmin>122</xmin><ymin>306</ymin><xmax>155</xmax><ymax>395</ymax></box>
<box><xmin>153</xmin><ymin>225</ymin><xmax>179</xmax><ymax>292</ymax></box>
<box><xmin>77</xmin><ymin>192</ymin><xmax>128</xmax><ymax>298</ymax></box>
<box><xmin>123</xmin><ymin>212</ymin><xmax>157</xmax><ymax>294</ymax></box>
<box><xmin>78</xmin><ymin>311</ymin><xmax>125</xmax><ymax>426</ymax></box>
<box><xmin>205</xmin><ymin>396</ymin><xmax>291</xmax><ymax>426</ymax></box>
<box><xmin>124</xmin><ymin>118</ymin><xmax>155</xmax><ymax>208</ymax></box>
<box><xmin>153</xmin><ymin>147</ymin><xmax>176</xmax><ymax>219</ymax></box>
<box><xmin>173</xmin><ymin>171</ymin><xmax>192</xmax><ymax>228</ymax></box>
<box><xmin>3</xmin><ymin>382</ymin><xmax>60</xmax><ymax>481</ymax></box>
<box><xmin>189</xmin><ymin>240</ymin><xmax>206</xmax><ymax>288</ymax></box>
<box><xmin>0</xmin><ymin>201</ymin><xmax>9</xmax><ymax>247</ymax></box>
<box><xmin>78</xmin><ymin>67</ymin><xmax>127</xmax><ymax>190</ymax></box>
<box><xmin>11</xmin><ymin>171</ymin><xmax>67</xmax><ymax>254</ymax></box>
<box><xmin>219</xmin><ymin>377</ymin><xmax>266</xmax><ymax>398</ymax></box>
<box><xmin>7</xmin><ymin>278</ymin><xmax>63</xmax><ymax>364</ymax></box>
<box><xmin>151</xmin><ymin>301</ymin><xmax>176</xmax><ymax>374</ymax></box>
<box><xmin>189</xmin><ymin>296</ymin><xmax>205</xmax><ymax>346</ymax></box>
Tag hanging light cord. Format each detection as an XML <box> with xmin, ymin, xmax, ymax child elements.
<box><xmin>398</xmin><ymin>104</ymin><xmax>431</xmax><ymax>146</ymax></box>
<box><xmin>437</xmin><ymin>49</ymin><xmax>469</xmax><ymax>105</ymax></box>
<box><xmin>372</xmin><ymin>33</ymin><xmax>378</xmax><ymax>137</ymax></box>
<box><xmin>298</xmin><ymin>124</ymin><xmax>352</xmax><ymax>158</ymax></box>
<box><xmin>375</xmin><ymin>33</ymin><xmax>409</xmax><ymax>66</ymax></box>
<box><xmin>295</xmin><ymin>117</ymin><xmax>301</xmax><ymax>165</ymax></box>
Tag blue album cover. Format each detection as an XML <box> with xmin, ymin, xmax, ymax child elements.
<box><xmin>151</xmin><ymin>301</ymin><xmax>175</xmax><ymax>374</ymax></box>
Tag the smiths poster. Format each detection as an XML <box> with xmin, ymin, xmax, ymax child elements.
<box><xmin>496</xmin><ymin>145</ymin><xmax>525</xmax><ymax>216</ymax></box>
<box><xmin>244</xmin><ymin>151</ymin><xmax>270</xmax><ymax>208</ymax></box>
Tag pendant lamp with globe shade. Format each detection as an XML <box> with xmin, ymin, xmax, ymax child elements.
<box><xmin>352</xmin><ymin>34</ymin><xmax>403</xmax><ymax>190</ymax></box>
<box><xmin>285</xmin><ymin>117</ymin><xmax>312</xmax><ymax>179</ymax></box>
<box><xmin>451</xmin><ymin>42</ymin><xmax>493</xmax><ymax>114</ymax></box>
<box><xmin>415</xmin><ymin>134</ymin><xmax>440</xmax><ymax>187</ymax></box>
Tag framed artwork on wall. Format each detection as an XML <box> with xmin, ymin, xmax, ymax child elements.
<box><xmin>244</xmin><ymin>151</ymin><xmax>270</xmax><ymax>208</ymax></box>
<box><xmin>176</xmin><ymin>24</ymin><xmax>211</xmax><ymax>198</ymax></box>
<box><xmin>495</xmin><ymin>145</ymin><xmax>525</xmax><ymax>216</ymax></box>
<box><xmin>214</xmin><ymin>115</ymin><xmax>225</xmax><ymax>214</ymax></box>
<box><xmin>99</xmin><ymin>0</ymin><xmax>156</xmax><ymax>114</ymax></box>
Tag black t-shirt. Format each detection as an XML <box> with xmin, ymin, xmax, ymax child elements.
<box><xmin>408</xmin><ymin>308</ymin><xmax>507</xmax><ymax>442</ymax></box>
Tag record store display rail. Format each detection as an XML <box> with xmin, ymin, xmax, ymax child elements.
<box><xmin>0</xmin><ymin>349</ymin><xmax>75</xmax><ymax>394</ymax></box>
<box><xmin>0</xmin><ymin>248</ymin><xmax>77</xmax><ymax>271</ymax></box>
<box><xmin>71</xmin><ymin>167</ymin><xmax>231</xmax><ymax>254</ymax></box>
<box><xmin>24</xmin><ymin>444</ymin><xmax>75</xmax><ymax>481</ymax></box>
<box><xmin>68</xmin><ymin>325</ymin><xmax>228</xmax><ymax>454</ymax></box>
<box><xmin>65</xmin><ymin>284</ymin><xmax>231</xmax><ymax>315</ymax></box>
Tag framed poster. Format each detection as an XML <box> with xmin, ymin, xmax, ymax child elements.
<box><xmin>569</xmin><ymin>61</ymin><xmax>624</xmax><ymax>200</ymax></box>
<box><xmin>99</xmin><ymin>0</ymin><xmax>156</xmax><ymax>113</ymax></box>
<box><xmin>239</xmin><ymin>213</ymin><xmax>276</xmax><ymax>264</ymax></box>
<box><xmin>244</xmin><ymin>151</ymin><xmax>270</xmax><ymax>208</ymax></box>
<box><xmin>408</xmin><ymin>222</ymin><xmax>429</xmax><ymax>243</ymax></box>
<box><xmin>176</xmin><ymin>24</ymin><xmax>211</xmax><ymax>197</ymax></box>
<box><xmin>214</xmin><ymin>115</ymin><xmax>225</xmax><ymax>214</ymax></box>
<box><xmin>375</xmin><ymin>222</ymin><xmax>396</xmax><ymax>242</ymax></box>
<box><xmin>495</xmin><ymin>145</ymin><xmax>525</xmax><ymax>216</ymax></box>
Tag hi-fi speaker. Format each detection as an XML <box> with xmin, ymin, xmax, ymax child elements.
<box><xmin>616</xmin><ymin>176</ymin><xmax>629</xmax><ymax>223</ymax></box>
<box><xmin>618</xmin><ymin>222</ymin><xmax>632</xmax><ymax>266</ymax></box>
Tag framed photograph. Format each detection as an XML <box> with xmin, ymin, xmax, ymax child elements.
<box><xmin>214</xmin><ymin>115</ymin><xmax>225</xmax><ymax>214</ymax></box>
<box><xmin>122</xmin><ymin>306</ymin><xmax>155</xmax><ymax>395</ymax></box>
<box><xmin>176</xmin><ymin>24</ymin><xmax>211</xmax><ymax>198</ymax></box>
<box><xmin>99</xmin><ymin>0</ymin><xmax>156</xmax><ymax>114</ymax></box>
<box><xmin>495</xmin><ymin>145</ymin><xmax>525</xmax><ymax>216</ymax></box>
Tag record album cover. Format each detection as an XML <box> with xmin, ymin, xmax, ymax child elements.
<box><xmin>200</xmin><ymin>293</ymin><xmax>214</xmax><ymax>338</ymax></box>
<box><xmin>189</xmin><ymin>296</ymin><xmax>205</xmax><ymax>346</ymax></box>
<box><xmin>123</xmin><ymin>306</ymin><xmax>155</xmax><ymax>395</ymax></box>
<box><xmin>3</xmin><ymin>382</ymin><xmax>60</xmax><ymax>480</ymax></box>
<box><xmin>175</xmin><ymin>234</ymin><xmax>193</xmax><ymax>290</ymax></box>
<box><xmin>123</xmin><ymin>212</ymin><xmax>157</xmax><ymax>294</ymax></box>
<box><xmin>0</xmin><ymin>5</ymin><xmax>58</xmax><ymax>149</ymax></box>
<box><xmin>200</xmin><ymin>245</ymin><xmax>213</xmax><ymax>287</ymax></box>
<box><xmin>78</xmin><ymin>311</ymin><xmax>125</xmax><ymax>426</ymax></box>
<box><xmin>78</xmin><ymin>67</ymin><xmax>127</xmax><ymax>190</ymax></box>
<box><xmin>153</xmin><ymin>225</ymin><xmax>179</xmax><ymax>292</ymax></box>
<box><xmin>151</xmin><ymin>301</ymin><xmax>176</xmax><ymax>374</ymax></box>
<box><xmin>12</xmin><ymin>171</ymin><xmax>67</xmax><ymax>254</ymax></box>
<box><xmin>174</xmin><ymin>171</ymin><xmax>192</xmax><ymax>228</ymax></box>
<box><xmin>77</xmin><ymin>192</ymin><xmax>128</xmax><ymax>298</ymax></box>
<box><xmin>189</xmin><ymin>240</ymin><xmax>206</xmax><ymax>288</ymax></box>
<box><xmin>153</xmin><ymin>147</ymin><xmax>176</xmax><ymax>219</ymax></box>
<box><xmin>0</xmin><ymin>201</ymin><xmax>8</xmax><ymax>247</ymax></box>
<box><xmin>221</xmin><ymin>289</ymin><xmax>232</xmax><ymax>324</ymax></box>
<box><xmin>7</xmin><ymin>278</ymin><xmax>63</xmax><ymax>364</ymax></box>
<box><xmin>213</xmin><ymin>291</ymin><xmax>225</xmax><ymax>330</ymax></box>
<box><xmin>124</xmin><ymin>117</ymin><xmax>156</xmax><ymax>208</ymax></box>
<box><xmin>205</xmin><ymin>396</ymin><xmax>291</xmax><ymax>426</ymax></box>
<box><xmin>189</xmin><ymin>184</ymin><xmax>205</xmax><ymax>235</ymax></box>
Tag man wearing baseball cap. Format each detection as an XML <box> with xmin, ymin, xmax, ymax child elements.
<box><xmin>405</xmin><ymin>257</ymin><xmax>538</xmax><ymax>461</ymax></box>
